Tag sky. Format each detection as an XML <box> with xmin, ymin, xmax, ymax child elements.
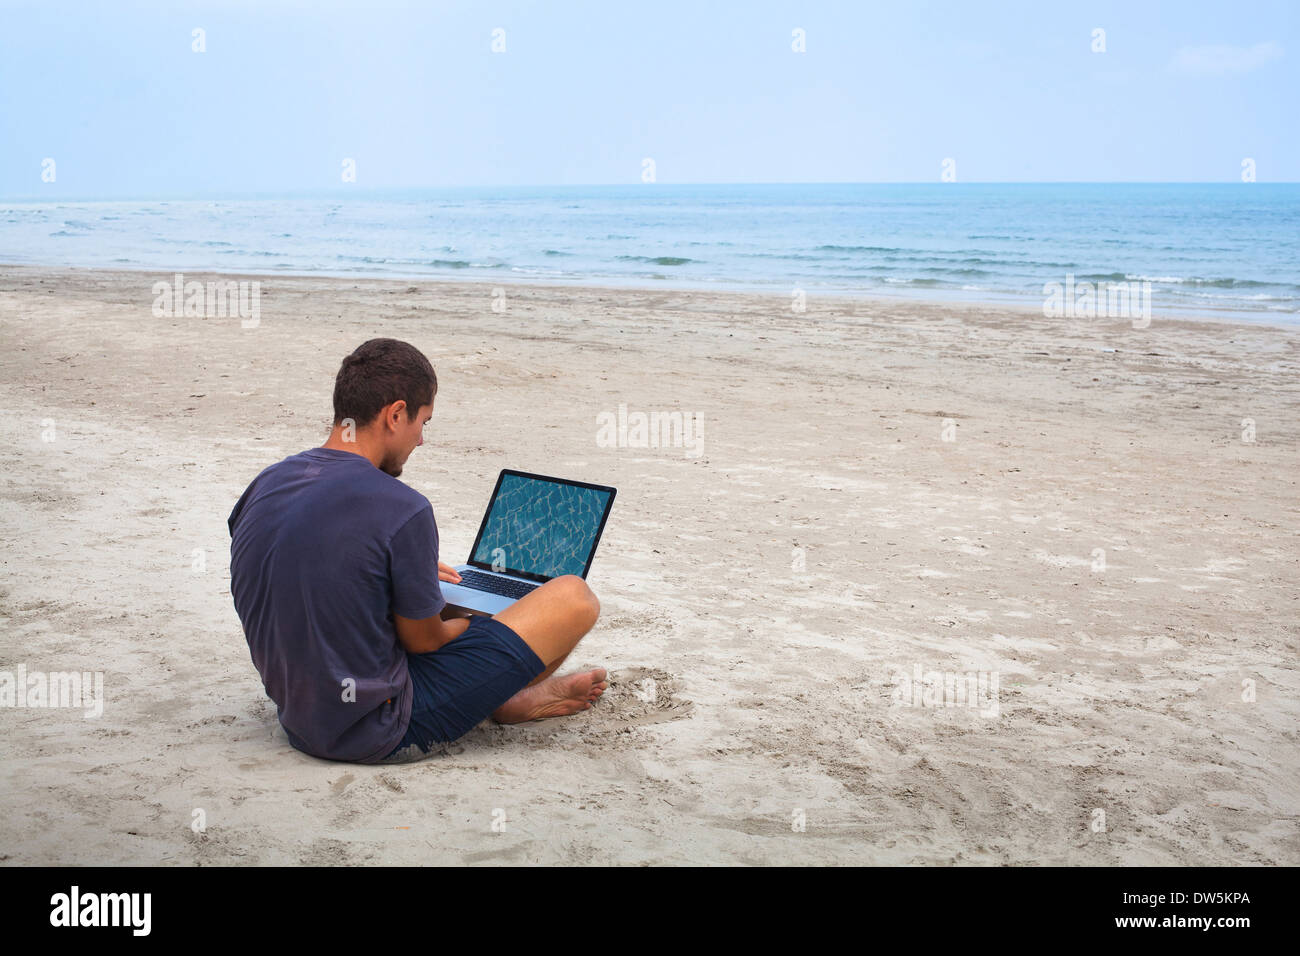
<box><xmin>0</xmin><ymin>0</ymin><xmax>1296</xmax><ymax>197</ymax></box>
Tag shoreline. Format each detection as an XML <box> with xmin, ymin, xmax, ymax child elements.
<box><xmin>3</xmin><ymin>260</ymin><xmax>1297</xmax><ymax>333</ymax></box>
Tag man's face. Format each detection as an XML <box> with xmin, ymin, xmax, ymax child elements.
<box><xmin>378</xmin><ymin>400</ymin><xmax>434</xmax><ymax>478</ymax></box>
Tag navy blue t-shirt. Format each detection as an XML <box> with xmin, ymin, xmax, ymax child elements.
<box><xmin>227</xmin><ymin>447</ymin><xmax>446</xmax><ymax>763</ymax></box>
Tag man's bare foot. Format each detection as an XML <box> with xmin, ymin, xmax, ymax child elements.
<box><xmin>492</xmin><ymin>668</ymin><xmax>609</xmax><ymax>724</ymax></box>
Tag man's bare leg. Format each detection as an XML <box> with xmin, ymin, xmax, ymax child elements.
<box><xmin>488</xmin><ymin>575</ymin><xmax>607</xmax><ymax>723</ymax></box>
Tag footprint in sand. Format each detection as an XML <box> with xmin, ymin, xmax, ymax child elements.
<box><xmin>576</xmin><ymin>666</ymin><xmax>693</xmax><ymax>733</ymax></box>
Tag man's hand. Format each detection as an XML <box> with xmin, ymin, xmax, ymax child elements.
<box><xmin>393</xmin><ymin>563</ymin><xmax>470</xmax><ymax>652</ymax></box>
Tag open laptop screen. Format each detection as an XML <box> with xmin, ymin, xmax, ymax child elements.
<box><xmin>469</xmin><ymin>471</ymin><xmax>616</xmax><ymax>582</ymax></box>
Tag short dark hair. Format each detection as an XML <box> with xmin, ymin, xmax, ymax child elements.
<box><xmin>332</xmin><ymin>338</ymin><xmax>437</xmax><ymax>426</ymax></box>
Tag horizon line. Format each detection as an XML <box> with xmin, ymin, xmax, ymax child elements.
<box><xmin>2</xmin><ymin>180</ymin><xmax>1296</xmax><ymax>202</ymax></box>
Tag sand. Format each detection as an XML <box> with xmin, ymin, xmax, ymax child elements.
<box><xmin>1</xmin><ymin>264</ymin><xmax>1297</xmax><ymax>865</ymax></box>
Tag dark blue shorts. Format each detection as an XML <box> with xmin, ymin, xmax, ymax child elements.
<box><xmin>381</xmin><ymin>616</ymin><xmax>545</xmax><ymax>762</ymax></box>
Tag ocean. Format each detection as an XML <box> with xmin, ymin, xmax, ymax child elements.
<box><xmin>2</xmin><ymin>184</ymin><xmax>1297</xmax><ymax>323</ymax></box>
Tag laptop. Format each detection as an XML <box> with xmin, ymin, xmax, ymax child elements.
<box><xmin>438</xmin><ymin>469</ymin><xmax>617</xmax><ymax>616</ymax></box>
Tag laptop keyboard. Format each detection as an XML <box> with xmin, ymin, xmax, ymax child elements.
<box><xmin>457</xmin><ymin>569</ymin><xmax>541</xmax><ymax>600</ymax></box>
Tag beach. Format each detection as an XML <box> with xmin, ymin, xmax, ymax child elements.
<box><xmin>1</xmin><ymin>264</ymin><xmax>1297</xmax><ymax>865</ymax></box>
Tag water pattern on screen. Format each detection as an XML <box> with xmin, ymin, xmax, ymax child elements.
<box><xmin>472</xmin><ymin>475</ymin><xmax>611</xmax><ymax>579</ymax></box>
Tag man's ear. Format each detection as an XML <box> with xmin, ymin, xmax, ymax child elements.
<box><xmin>387</xmin><ymin>400</ymin><xmax>408</xmax><ymax>431</ymax></box>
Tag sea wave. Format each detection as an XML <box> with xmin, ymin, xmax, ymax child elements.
<box><xmin>1127</xmin><ymin>275</ymin><xmax>1273</xmax><ymax>289</ymax></box>
<box><xmin>615</xmin><ymin>255</ymin><xmax>694</xmax><ymax>266</ymax></box>
<box><xmin>883</xmin><ymin>277</ymin><xmax>944</xmax><ymax>287</ymax></box>
<box><xmin>815</xmin><ymin>244</ymin><xmax>902</xmax><ymax>253</ymax></box>
<box><xmin>335</xmin><ymin>254</ymin><xmax>502</xmax><ymax>269</ymax></box>
<box><xmin>919</xmin><ymin>267</ymin><xmax>993</xmax><ymax>277</ymax></box>
<box><xmin>1073</xmin><ymin>273</ymin><xmax>1281</xmax><ymax>289</ymax></box>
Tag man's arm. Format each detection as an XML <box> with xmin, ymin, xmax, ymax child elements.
<box><xmin>390</xmin><ymin>508</ymin><xmax>463</xmax><ymax>653</ymax></box>
<box><xmin>393</xmin><ymin>613</ymin><xmax>473</xmax><ymax>655</ymax></box>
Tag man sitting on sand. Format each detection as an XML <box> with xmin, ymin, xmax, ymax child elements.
<box><xmin>227</xmin><ymin>337</ymin><xmax>607</xmax><ymax>763</ymax></box>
